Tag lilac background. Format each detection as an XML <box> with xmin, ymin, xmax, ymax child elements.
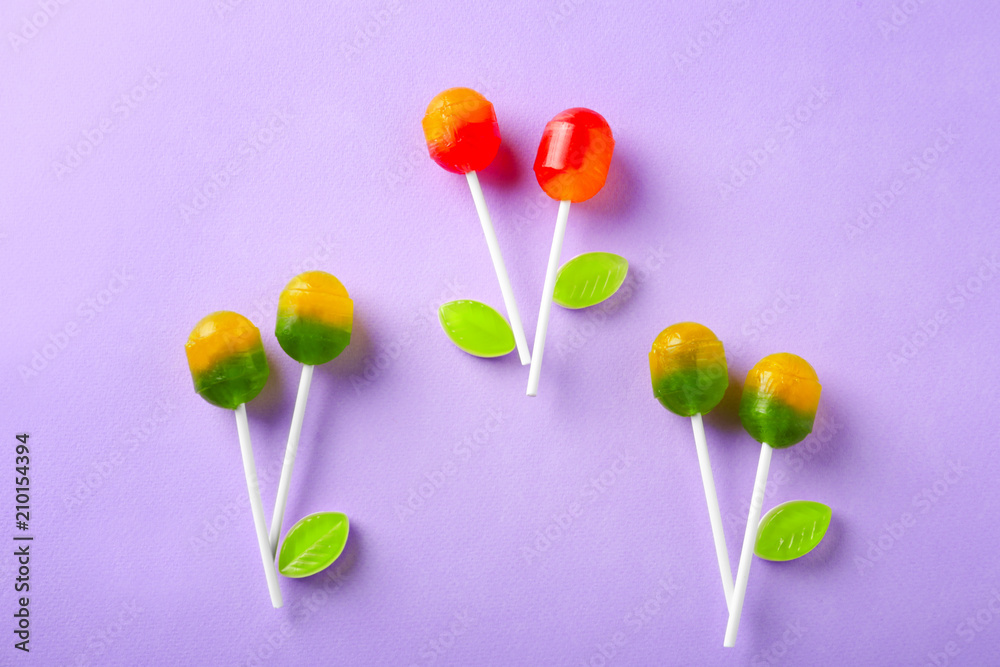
<box><xmin>3</xmin><ymin>1</ymin><xmax>999</xmax><ymax>665</ymax></box>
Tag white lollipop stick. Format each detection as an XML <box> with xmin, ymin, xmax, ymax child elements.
<box><xmin>269</xmin><ymin>363</ymin><xmax>314</xmax><ymax>555</ymax></box>
<box><xmin>526</xmin><ymin>199</ymin><xmax>571</xmax><ymax>396</ymax></box>
<box><xmin>691</xmin><ymin>413</ymin><xmax>733</xmax><ymax>609</ymax></box>
<box><xmin>466</xmin><ymin>170</ymin><xmax>530</xmax><ymax>365</ymax></box>
<box><xmin>724</xmin><ymin>441</ymin><xmax>773</xmax><ymax>646</ymax></box>
<box><xmin>234</xmin><ymin>403</ymin><xmax>283</xmax><ymax>608</ymax></box>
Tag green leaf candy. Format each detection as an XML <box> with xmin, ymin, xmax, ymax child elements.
<box><xmin>438</xmin><ymin>300</ymin><xmax>515</xmax><ymax>358</ymax></box>
<box><xmin>553</xmin><ymin>252</ymin><xmax>629</xmax><ymax>309</ymax></box>
<box><xmin>277</xmin><ymin>512</ymin><xmax>349</xmax><ymax>578</ymax></box>
<box><xmin>754</xmin><ymin>500</ymin><xmax>831</xmax><ymax>561</ymax></box>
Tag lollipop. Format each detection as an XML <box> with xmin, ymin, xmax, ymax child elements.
<box><xmin>185</xmin><ymin>311</ymin><xmax>282</xmax><ymax>608</ymax></box>
<box><xmin>649</xmin><ymin>323</ymin><xmax>733</xmax><ymax>607</ymax></box>
<box><xmin>269</xmin><ymin>271</ymin><xmax>353</xmax><ymax>554</ymax></box>
<box><xmin>422</xmin><ymin>87</ymin><xmax>530</xmax><ymax>365</ymax></box>
<box><xmin>725</xmin><ymin>353</ymin><xmax>821</xmax><ymax>646</ymax></box>
<box><xmin>526</xmin><ymin>108</ymin><xmax>614</xmax><ymax>396</ymax></box>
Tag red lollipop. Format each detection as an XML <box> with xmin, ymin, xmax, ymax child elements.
<box><xmin>422</xmin><ymin>88</ymin><xmax>530</xmax><ymax>364</ymax></box>
<box><xmin>526</xmin><ymin>108</ymin><xmax>615</xmax><ymax>395</ymax></box>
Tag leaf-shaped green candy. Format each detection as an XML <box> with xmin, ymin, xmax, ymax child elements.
<box><xmin>755</xmin><ymin>500</ymin><xmax>831</xmax><ymax>561</ymax></box>
<box><xmin>438</xmin><ymin>300</ymin><xmax>515</xmax><ymax>358</ymax></box>
<box><xmin>553</xmin><ymin>252</ymin><xmax>629</xmax><ymax>309</ymax></box>
<box><xmin>277</xmin><ymin>512</ymin><xmax>349</xmax><ymax>578</ymax></box>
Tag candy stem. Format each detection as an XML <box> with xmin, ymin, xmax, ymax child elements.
<box><xmin>691</xmin><ymin>413</ymin><xmax>734</xmax><ymax>610</ymax></box>
<box><xmin>466</xmin><ymin>171</ymin><xmax>530</xmax><ymax>365</ymax></box>
<box><xmin>234</xmin><ymin>403</ymin><xmax>283</xmax><ymax>608</ymax></box>
<box><xmin>269</xmin><ymin>363</ymin><xmax>314</xmax><ymax>555</ymax></box>
<box><xmin>526</xmin><ymin>199</ymin><xmax>571</xmax><ymax>396</ymax></box>
<box><xmin>724</xmin><ymin>441</ymin><xmax>772</xmax><ymax>646</ymax></box>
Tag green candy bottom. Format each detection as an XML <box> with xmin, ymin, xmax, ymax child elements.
<box><xmin>739</xmin><ymin>390</ymin><xmax>815</xmax><ymax>448</ymax></box>
<box><xmin>652</xmin><ymin>366</ymin><xmax>728</xmax><ymax>417</ymax></box>
<box><xmin>193</xmin><ymin>349</ymin><xmax>269</xmax><ymax>409</ymax></box>
<box><xmin>276</xmin><ymin>316</ymin><xmax>351</xmax><ymax>366</ymax></box>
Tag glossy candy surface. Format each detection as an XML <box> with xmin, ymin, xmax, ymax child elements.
<box><xmin>275</xmin><ymin>271</ymin><xmax>353</xmax><ymax>366</ymax></box>
<box><xmin>739</xmin><ymin>353</ymin><xmax>821</xmax><ymax>448</ymax></box>
<box><xmin>277</xmin><ymin>511</ymin><xmax>350</xmax><ymax>578</ymax></box>
<box><xmin>422</xmin><ymin>88</ymin><xmax>501</xmax><ymax>174</ymax></box>
<box><xmin>186</xmin><ymin>311</ymin><xmax>269</xmax><ymax>409</ymax></box>
<box><xmin>534</xmin><ymin>108</ymin><xmax>614</xmax><ymax>202</ymax></box>
<box><xmin>754</xmin><ymin>500</ymin><xmax>832</xmax><ymax>561</ymax></box>
<box><xmin>649</xmin><ymin>322</ymin><xmax>728</xmax><ymax>417</ymax></box>
<box><xmin>438</xmin><ymin>300</ymin><xmax>515</xmax><ymax>358</ymax></box>
<box><xmin>553</xmin><ymin>252</ymin><xmax>629</xmax><ymax>309</ymax></box>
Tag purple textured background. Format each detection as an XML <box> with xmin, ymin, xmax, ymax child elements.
<box><xmin>3</xmin><ymin>1</ymin><xmax>999</xmax><ymax>665</ymax></box>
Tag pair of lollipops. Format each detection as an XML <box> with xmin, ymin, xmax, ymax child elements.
<box><xmin>649</xmin><ymin>323</ymin><xmax>829</xmax><ymax>646</ymax></box>
<box><xmin>184</xmin><ymin>272</ymin><xmax>353</xmax><ymax>607</ymax></box>
<box><xmin>422</xmin><ymin>88</ymin><xmax>615</xmax><ymax>395</ymax></box>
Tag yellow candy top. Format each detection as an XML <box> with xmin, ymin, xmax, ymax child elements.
<box><xmin>744</xmin><ymin>353</ymin><xmax>821</xmax><ymax>414</ymax></box>
<box><xmin>649</xmin><ymin>322</ymin><xmax>723</xmax><ymax>375</ymax></box>
<box><xmin>185</xmin><ymin>311</ymin><xmax>263</xmax><ymax>376</ymax></box>
<box><xmin>422</xmin><ymin>88</ymin><xmax>494</xmax><ymax>143</ymax></box>
<box><xmin>652</xmin><ymin>322</ymin><xmax>718</xmax><ymax>349</ymax></box>
<box><xmin>278</xmin><ymin>271</ymin><xmax>353</xmax><ymax>330</ymax></box>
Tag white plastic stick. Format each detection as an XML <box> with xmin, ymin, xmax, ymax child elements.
<box><xmin>691</xmin><ymin>413</ymin><xmax>734</xmax><ymax>610</ymax></box>
<box><xmin>724</xmin><ymin>441</ymin><xmax>773</xmax><ymax>646</ymax></box>
<box><xmin>234</xmin><ymin>403</ymin><xmax>283</xmax><ymax>608</ymax></box>
<box><xmin>526</xmin><ymin>199</ymin><xmax>571</xmax><ymax>396</ymax></box>
<box><xmin>269</xmin><ymin>363</ymin><xmax>314</xmax><ymax>555</ymax></box>
<box><xmin>466</xmin><ymin>171</ymin><xmax>530</xmax><ymax>365</ymax></box>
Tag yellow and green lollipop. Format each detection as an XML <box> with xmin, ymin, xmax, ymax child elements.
<box><xmin>275</xmin><ymin>271</ymin><xmax>353</xmax><ymax>366</ymax></box>
<box><xmin>269</xmin><ymin>271</ymin><xmax>354</xmax><ymax>555</ymax></box>
<box><xmin>185</xmin><ymin>312</ymin><xmax>281</xmax><ymax>608</ymax></box>
<box><xmin>726</xmin><ymin>353</ymin><xmax>821</xmax><ymax>647</ymax></box>
<box><xmin>649</xmin><ymin>322</ymin><xmax>729</xmax><ymax>417</ymax></box>
<box><xmin>648</xmin><ymin>322</ymin><xmax>733</xmax><ymax>608</ymax></box>
<box><xmin>739</xmin><ymin>353</ymin><xmax>821</xmax><ymax>449</ymax></box>
<box><xmin>186</xmin><ymin>311</ymin><xmax>269</xmax><ymax>409</ymax></box>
